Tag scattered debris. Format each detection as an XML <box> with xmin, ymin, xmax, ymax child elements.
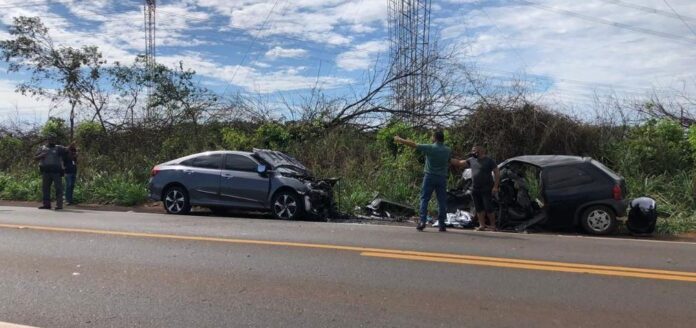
<box><xmin>432</xmin><ymin>210</ymin><xmax>475</xmax><ymax>229</ymax></box>
<box><xmin>359</xmin><ymin>196</ymin><xmax>416</xmax><ymax>221</ymax></box>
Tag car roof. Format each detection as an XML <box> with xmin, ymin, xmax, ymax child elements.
<box><xmin>501</xmin><ymin>155</ymin><xmax>591</xmax><ymax>168</ymax></box>
<box><xmin>169</xmin><ymin>150</ymin><xmax>254</xmax><ymax>164</ymax></box>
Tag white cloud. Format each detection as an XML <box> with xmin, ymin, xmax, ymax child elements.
<box><xmin>0</xmin><ymin>78</ymin><xmax>64</xmax><ymax>121</ymax></box>
<box><xmin>441</xmin><ymin>0</ymin><xmax>696</xmax><ymax>106</ymax></box>
<box><xmin>195</xmin><ymin>0</ymin><xmax>387</xmax><ymax>46</ymax></box>
<box><xmin>336</xmin><ymin>40</ymin><xmax>389</xmax><ymax>71</ymax></box>
<box><xmin>265</xmin><ymin>46</ymin><xmax>307</xmax><ymax>59</ymax></box>
<box><xmin>157</xmin><ymin>52</ymin><xmax>352</xmax><ymax>93</ymax></box>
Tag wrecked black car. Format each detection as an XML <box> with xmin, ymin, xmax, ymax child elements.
<box><xmin>148</xmin><ymin>149</ymin><xmax>337</xmax><ymax>220</ymax></box>
<box><xmin>451</xmin><ymin>155</ymin><xmax>641</xmax><ymax>235</ymax></box>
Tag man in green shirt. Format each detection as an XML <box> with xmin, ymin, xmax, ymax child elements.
<box><xmin>394</xmin><ymin>130</ymin><xmax>451</xmax><ymax>232</ymax></box>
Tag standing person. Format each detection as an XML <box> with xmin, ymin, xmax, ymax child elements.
<box><xmin>64</xmin><ymin>143</ymin><xmax>78</xmax><ymax>205</ymax></box>
<box><xmin>452</xmin><ymin>146</ymin><xmax>500</xmax><ymax>231</ymax></box>
<box><xmin>394</xmin><ymin>131</ymin><xmax>451</xmax><ymax>232</ymax></box>
<box><xmin>34</xmin><ymin>133</ymin><xmax>68</xmax><ymax>210</ymax></box>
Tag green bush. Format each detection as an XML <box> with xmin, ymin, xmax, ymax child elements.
<box><xmin>0</xmin><ymin>136</ymin><xmax>23</xmax><ymax>169</ymax></box>
<box><xmin>85</xmin><ymin>172</ymin><xmax>148</xmax><ymax>206</ymax></box>
<box><xmin>255</xmin><ymin>122</ymin><xmax>290</xmax><ymax>150</ymax></box>
<box><xmin>75</xmin><ymin>121</ymin><xmax>104</xmax><ymax>151</ymax></box>
<box><xmin>618</xmin><ymin>119</ymin><xmax>692</xmax><ymax>175</ymax></box>
<box><xmin>221</xmin><ymin>127</ymin><xmax>253</xmax><ymax>151</ymax></box>
<box><xmin>41</xmin><ymin>117</ymin><xmax>69</xmax><ymax>143</ymax></box>
<box><xmin>0</xmin><ymin>171</ymin><xmax>41</xmax><ymax>201</ymax></box>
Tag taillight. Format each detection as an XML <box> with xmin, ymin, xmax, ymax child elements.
<box><xmin>150</xmin><ymin>166</ymin><xmax>160</xmax><ymax>177</ymax></box>
<box><xmin>613</xmin><ymin>184</ymin><xmax>622</xmax><ymax>200</ymax></box>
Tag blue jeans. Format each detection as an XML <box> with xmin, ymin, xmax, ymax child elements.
<box><xmin>65</xmin><ymin>173</ymin><xmax>76</xmax><ymax>203</ymax></box>
<box><xmin>420</xmin><ymin>174</ymin><xmax>448</xmax><ymax>226</ymax></box>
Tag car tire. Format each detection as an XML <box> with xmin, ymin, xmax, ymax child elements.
<box><xmin>163</xmin><ymin>186</ymin><xmax>191</xmax><ymax>215</ymax></box>
<box><xmin>271</xmin><ymin>190</ymin><xmax>303</xmax><ymax>220</ymax></box>
<box><xmin>580</xmin><ymin>205</ymin><xmax>617</xmax><ymax>235</ymax></box>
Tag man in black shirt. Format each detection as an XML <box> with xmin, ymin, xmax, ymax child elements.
<box><xmin>452</xmin><ymin>146</ymin><xmax>500</xmax><ymax>231</ymax></box>
<box><xmin>34</xmin><ymin>133</ymin><xmax>68</xmax><ymax>210</ymax></box>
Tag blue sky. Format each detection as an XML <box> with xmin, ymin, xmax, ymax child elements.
<box><xmin>1</xmin><ymin>0</ymin><xmax>695</xmax><ymax>122</ymax></box>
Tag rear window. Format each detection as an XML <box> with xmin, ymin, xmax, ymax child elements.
<box><xmin>545</xmin><ymin>166</ymin><xmax>594</xmax><ymax>189</ymax></box>
<box><xmin>591</xmin><ymin>160</ymin><xmax>621</xmax><ymax>180</ymax></box>
<box><xmin>180</xmin><ymin>154</ymin><xmax>222</xmax><ymax>169</ymax></box>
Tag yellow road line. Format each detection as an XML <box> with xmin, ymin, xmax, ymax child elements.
<box><xmin>360</xmin><ymin>252</ymin><xmax>696</xmax><ymax>283</ymax></box>
<box><xmin>1</xmin><ymin>223</ymin><xmax>695</xmax><ymax>282</ymax></box>
<box><xmin>0</xmin><ymin>321</ymin><xmax>39</xmax><ymax>328</ymax></box>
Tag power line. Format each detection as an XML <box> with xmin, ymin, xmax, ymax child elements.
<box><xmin>661</xmin><ymin>0</ymin><xmax>696</xmax><ymax>38</ymax></box>
<box><xmin>220</xmin><ymin>0</ymin><xmax>283</xmax><ymax>98</ymax></box>
<box><xmin>598</xmin><ymin>0</ymin><xmax>696</xmax><ymax>22</ymax></box>
<box><xmin>521</xmin><ymin>1</ymin><xmax>696</xmax><ymax>45</ymax></box>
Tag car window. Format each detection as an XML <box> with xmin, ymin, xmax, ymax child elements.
<box><xmin>545</xmin><ymin>166</ymin><xmax>594</xmax><ymax>189</ymax></box>
<box><xmin>225</xmin><ymin>154</ymin><xmax>258</xmax><ymax>172</ymax></box>
<box><xmin>591</xmin><ymin>159</ymin><xmax>621</xmax><ymax>180</ymax></box>
<box><xmin>181</xmin><ymin>154</ymin><xmax>222</xmax><ymax>169</ymax></box>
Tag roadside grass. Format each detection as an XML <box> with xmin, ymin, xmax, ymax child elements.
<box><xmin>1</xmin><ymin>167</ymin><xmax>694</xmax><ymax>235</ymax></box>
<box><xmin>625</xmin><ymin>171</ymin><xmax>696</xmax><ymax>234</ymax></box>
<box><xmin>0</xmin><ymin>170</ymin><xmax>148</xmax><ymax>206</ymax></box>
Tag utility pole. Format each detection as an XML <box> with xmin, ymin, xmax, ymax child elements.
<box><xmin>144</xmin><ymin>0</ymin><xmax>156</xmax><ymax>118</ymax></box>
<box><xmin>144</xmin><ymin>0</ymin><xmax>156</xmax><ymax>70</ymax></box>
<box><xmin>388</xmin><ymin>0</ymin><xmax>433</xmax><ymax>122</ymax></box>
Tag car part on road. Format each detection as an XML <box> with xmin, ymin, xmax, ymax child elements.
<box><xmin>432</xmin><ymin>210</ymin><xmax>475</xmax><ymax>229</ymax></box>
<box><xmin>580</xmin><ymin>205</ymin><xmax>617</xmax><ymax>235</ymax></box>
<box><xmin>627</xmin><ymin>197</ymin><xmax>658</xmax><ymax>235</ymax></box>
<box><xmin>361</xmin><ymin>196</ymin><xmax>416</xmax><ymax>221</ymax></box>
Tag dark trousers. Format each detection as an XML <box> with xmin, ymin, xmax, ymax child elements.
<box><xmin>65</xmin><ymin>173</ymin><xmax>76</xmax><ymax>203</ymax></box>
<box><xmin>42</xmin><ymin>173</ymin><xmax>63</xmax><ymax>207</ymax></box>
<box><xmin>419</xmin><ymin>174</ymin><xmax>448</xmax><ymax>226</ymax></box>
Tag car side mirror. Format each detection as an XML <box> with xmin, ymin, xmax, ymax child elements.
<box><xmin>257</xmin><ymin>164</ymin><xmax>267</xmax><ymax>174</ymax></box>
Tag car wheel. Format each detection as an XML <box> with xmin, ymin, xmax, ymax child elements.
<box><xmin>272</xmin><ymin>190</ymin><xmax>303</xmax><ymax>220</ymax></box>
<box><xmin>163</xmin><ymin>186</ymin><xmax>191</xmax><ymax>215</ymax></box>
<box><xmin>580</xmin><ymin>205</ymin><xmax>616</xmax><ymax>235</ymax></box>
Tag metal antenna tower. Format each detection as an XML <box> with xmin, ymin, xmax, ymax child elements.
<box><xmin>388</xmin><ymin>0</ymin><xmax>433</xmax><ymax>121</ymax></box>
<box><xmin>144</xmin><ymin>0</ymin><xmax>156</xmax><ymax>69</ymax></box>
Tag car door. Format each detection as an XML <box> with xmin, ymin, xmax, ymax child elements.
<box><xmin>219</xmin><ymin>154</ymin><xmax>270</xmax><ymax>209</ymax></box>
<box><xmin>179</xmin><ymin>154</ymin><xmax>223</xmax><ymax>205</ymax></box>
<box><xmin>542</xmin><ymin>165</ymin><xmax>595</xmax><ymax>228</ymax></box>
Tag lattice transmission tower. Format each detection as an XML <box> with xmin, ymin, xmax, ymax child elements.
<box><xmin>388</xmin><ymin>0</ymin><xmax>433</xmax><ymax>120</ymax></box>
<box><xmin>144</xmin><ymin>0</ymin><xmax>156</xmax><ymax>70</ymax></box>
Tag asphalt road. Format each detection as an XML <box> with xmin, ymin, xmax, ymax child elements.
<box><xmin>1</xmin><ymin>206</ymin><xmax>695</xmax><ymax>328</ymax></box>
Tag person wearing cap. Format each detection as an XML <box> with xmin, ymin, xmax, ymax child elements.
<box><xmin>34</xmin><ymin>133</ymin><xmax>69</xmax><ymax>210</ymax></box>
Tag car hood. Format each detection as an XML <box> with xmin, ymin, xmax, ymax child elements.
<box><xmin>253</xmin><ymin>149</ymin><xmax>311</xmax><ymax>176</ymax></box>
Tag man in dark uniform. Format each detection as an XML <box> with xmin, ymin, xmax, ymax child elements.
<box><xmin>452</xmin><ymin>146</ymin><xmax>500</xmax><ymax>231</ymax></box>
<box><xmin>34</xmin><ymin>133</ymin><xmax>68</xmax><ymax>210</ymax></box>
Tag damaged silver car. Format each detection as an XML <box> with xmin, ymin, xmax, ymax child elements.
<box><xmin>148</xmin><ymin>149</ymin><xmax>337</xmax><ymax>220</ymax></box>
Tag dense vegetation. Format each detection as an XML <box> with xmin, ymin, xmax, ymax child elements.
<box><xmin>1</xmin><ymin>107</ymin><xmax>695</xmax><ymax>234</ymax></box>
<box><xmin>1</xmin><ymin>16</ymin><xmax>695</xmax><ymax>235</ymax></box>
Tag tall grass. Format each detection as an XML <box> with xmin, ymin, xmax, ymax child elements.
<box><xmin>624</xmin><ymin>171</ymin><xmax>696</xmax><ymax>234</ymax></box>
<box><xmin>0</xmin><ymin>170</ymin><xmax>148</xmax><ymax>206</ymax></box>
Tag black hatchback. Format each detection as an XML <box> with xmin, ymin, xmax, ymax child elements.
<box><xmin>495</xmin><ymin>156</ymin><xmax>628</xmax><ymax>235</ymax></box>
